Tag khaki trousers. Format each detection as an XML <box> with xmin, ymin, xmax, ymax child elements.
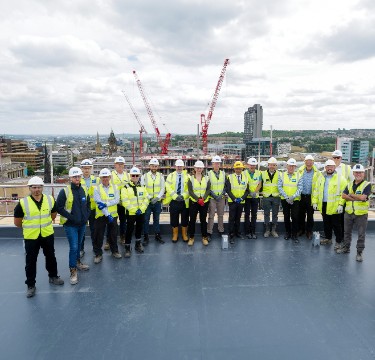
<box><xmin>207</xmin><ymin>198</ymin><xmax>225</xmax><ymax>234</ymax></box>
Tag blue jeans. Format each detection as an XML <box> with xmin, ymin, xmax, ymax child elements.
<box><xmin>143</xmin><ymin>201</ymin><xmax>162</xmax><ymax>234</ymax></box>
<box><xmin>64</xmin><ymin>225</ymin><xmax>86</xmax><ymax>268</ymax></box>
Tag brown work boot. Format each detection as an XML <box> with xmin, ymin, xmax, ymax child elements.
<box><xmin>320</xmin><ymin>238</ymin><xmax>332</xmax><ymax>245</ymax></box>
<box><xmin>77</xmin><ymin>260</ymin><xmax>90</xmax><ymax>271</ymax></box>
<box><xmin>188</xmin><ymin>237</ymin><xmax>194</xmax><ymax>246</ymax></box>
<box><xmin>120</xmin><ymin>234</ymin><xmax>126</xmax><ymax>245</ymax></box>
<box><xmin>103</xmin><ymin>241</ymin><xmax>110</xmax><ymax>251</ymax></box>
<box><xmin>69</xmin><ymin>268</ymin><xmax>78</xmax><ymax>285</ymax></box>
<box><xmin>202</xmin><ymin>236</ymin><xmax>209</xmax><ymax>246</ymax></box>
<box><xmin>181</xmin><ymin>226</ymin><xmax>189</xmax><ymax>242</ymax></box>
<box><xmin>172</xmin><ymin>227</ymin><xmax>179</xmax><ymax>242</ymax></box>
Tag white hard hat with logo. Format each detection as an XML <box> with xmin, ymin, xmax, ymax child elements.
<box><xmin>332</xmin><ymin>150</ymin><xmax>342</xmax><ymax>157</ymax></box>
<box><xmin>69</xmin><ymin>167</ymin><xmax>83</xmax><ymax>177</ymax></box>
<box><xmin>27</xmin><ymin>176</ymin><xmax>44</xmax><ymax>186</ymax></box>
<box><xmin>149</xmin><ymin>158</ymin><xmax>159</xmax><ymax>166</ymax></box>
<box><xmin>80</xmin><ymin>159</ymin><xmax>93</xmax><ymax>166</ymax></box>
<box><xmin>194</xmin><ymin>160</ymin><xmax>204</xmax><ymax>168</ymax></box>
<box><xmin>114</xmin><ymin>156</ymin><xmax>125</xmax><ymax>164</ymax></box>
<box><xmin>129</xmin><ymin>167</ymin><xmax>141</xmax><ymax>175</ymax></box>
<box><xmin>286</xmin><ymin>158</ymin><xmax>297</xmax><ymax>166</ymax></box>
<box><xmin>267</xmin><ymin>157</ymin><xmax>277</xmax><ymax>164</ymax></box>
<box><xmin>352</xmin><ymin>164</ymin><xmax>365</xmax><ymax>172</ymax></box>
<box><xmin>99</xmin><ymin>168</ymin><xmax>111</xmax><ymax>177</ymax></box>
<box><xmin>325</xmin><ymin>159</ymin><xmax>336</xmax><ymax>167</ymax></box>
<box><xmin>175</xmin><ymin>159</ymin><xmax>184</xmax><ymax>167</ymax></box>
<box><xmin>247</xmin><ymin>157</ymin><xmax>258</xmax><ymax>165</ymax></box>
<box><xmin>211</xmin><ymin>155</ymin><xmax>222</xmax><ymax>163</ymax></box>
<box><xmin>304</xmin><ymin>155</ymin><xmax>314</xmax><ymax>161</ymax></box>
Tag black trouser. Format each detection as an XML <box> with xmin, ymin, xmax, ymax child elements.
<box><xmin>93</xmin><ymin>216</ymin><xmax>119</xmax><ymax>256</ymax></box>
<box><xmin>81</xmin><ymin>209</ymin><xmax>96</xmax><ymax>251</ymax></box>
<box><xmin>298</xmin><ymin>194</ymin><xmax>314</xmax><ymax>234</ymax></box>
<box><xmin>24</xmin><ymin>235</ymin><xmax>58</xmax><ymax>287</ymax></box>
<box><xmin>169</xmin><ymin>200</ymin><xmax>189</xmax><ymax>227</ymax></box>
<box><xmin>188</xmin><ymin>200</ymin><xmax>208</xmax><ymax>237</ymax></box>
<box><xmin>244</xmin><ymin>198</ymin><xmax>258</xmax><ymax>234</ymax></box>
<box><xmin>228</xmin><ymin>202</ymin><xmax>244</xmax><ymax>235</ymax></box>
<box><xmin>281</xmin><ymin>199</ymin><xmax>300</xmax><ymax>236</ymax></box>
<box><xmin>322</xmin><ymin>202</ymin><xmax>342</xmax><ymax>243</ymax></box>
<box><xmin>126</xmin><ymin>214</ymin><xmax>144</xmax><ymax>245</ymax></box>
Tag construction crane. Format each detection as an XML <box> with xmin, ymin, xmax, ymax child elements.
<box><xmin>121</xmin><ymin>91</ymin><xmax>148</xmax><ymax>155</ymax></box>
<box><xmin>132</xmin><ymin>70</ymin><xmax>171</xmax><ymax>155</ymax></box>
<box><xmin>200</xmin><ymin>58</ymin><xmax>230</xmax><ymax>155</ymax></box>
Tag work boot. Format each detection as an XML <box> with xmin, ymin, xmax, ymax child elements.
<box><xmin>124</xmin><ymin>245</ymin><xmax>132</xmax><ymax>258</ymax></box>
<box><xmin>334</xmin><ymin>242</ymin><xmax>341</xmax><ymax>250</ymax></box>
<box><xmin>112</xmin><ymin>252</ymin><xmax>122</xmax><ymax>259</ymax></box>
<box><xmin>202</xmin><ymin>236</ymin><xmax>209</xmax><ymax>246</ymax></box>
<box><xmin>245</xmin><ymin>233</ymin><xmax>252</xmax><ymax>239</ymax></box>
<box><xmin>120</xmin><ymin>234</ymin><xmax>126</xmax><ymax>245</ymax></box>
<box><xmin>356</xmin><ymin>251</ymin><xmax>363</xmax><ymax>262</ymax></box>
<box><xmin>188</xmin><ymin>237</ymin><xmax>194</xmax><ymax>246</ymax></box>
<box><xmin>306</xmin><ymin>231</ymin><xmax>313</xmax><ymax>240</ymax></box>
<box><xmin>135</xmin><ymin>240</ymin><xmax>144</xmax><ymax>253</ymax></box>
<box><xmin>49</xmin><ymin>276</ymin><xmax>64</xmax><ymax>285</ymax></box>
<box><xmin>172</xmin><ymin>227</ymin><xmax>179</xmax><ymax>243</ymax></box>
<box><xmin>264</xmin><ymin>224</ymin><xmax>270</xmax><ymax>238</ymax></box>
<box><xmin>229</xmin><ymin>233</ymin><xmax>235</xmax><ymax>244</ymax></box>
<box><xmin>270</xmin><ymin>224</ymin><xmax>279</xmax><ymax>238</ymax></box>
<box><xmin>94</xmin><ymin>255</ymin><xmax>103</xmax><ymax>264</ymax></box>
<box><xmin>207</xmin><ymin>233</ymin><xmax>212</xmax><ymax>242</ymax></box>
<box><xmin>69</xmin><ymin>268</ymin><xmax>78</xmax><ymax>285</ymax></box>
<box><xmin>181</xmin><ymin>226</ymin><xmax>189</xmax><ymax>242</ymax></box>
<box><xmin>26</xmin><ymin>286</ymin><xmax>36</xmax><ymax>298</ymax></box>
<box><xmin>284</xmin><ymin>233</ymin><xmax>291</xmax><ymax>240</ymax></box>
<box><xmin>103</xmin><ymin>241</ymin><xmax>110</xmax><ymax>251</ymax></box>
<box><xmin>292</xmin><ymin>235</ymin><xmax>299</xmax><ymax>243</ymax></box>
<box><xmin>155</xmin><ymin>233</ymin><xmax>165</xmax><ymax>244</ymax></box>
<box><xmin>320</xmin><ymin>238</ymin><xmax>332</xmax><ymax>245</ymax></box>
<box><xmin>77</xmin><ymin>260</ymin><xmax>90</xmax><ymax>271</ymax></box>
<box><xmin>143</xmin><ymin>234</ymin><xmax>149</xmax><ymax>246</ymax></box>
<box><xmin>336</xmin><ymin>245</ymin><xmax>350</xmax><ymax>254</ymax></box>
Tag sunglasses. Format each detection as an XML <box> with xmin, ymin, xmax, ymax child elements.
<box><xmin>131</xmin><ymin>175</ymin><xmax>140</xmax><ymax>177</ymax></box>
<box><xmin>333</xmin><ymin>156</ymin><xmax>341</xmax><ymax>159</ymax></box>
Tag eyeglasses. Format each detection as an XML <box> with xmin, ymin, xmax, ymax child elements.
<box><xmin>131</xmin><ymin>175</ymin><xmax>140</xmax><ymax>177</ymax></box>
<box><xmin>332</xmin><ymin>157</ymin><xmax>341</xmax><ymax>159</ymax></box>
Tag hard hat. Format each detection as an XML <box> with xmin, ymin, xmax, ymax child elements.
<box><xmin>69</xmin><ymin>167</ymin><xmax>83</xmax><ymax>177</ymax></box>
<box><xmin>332</xmin><ymin>150</ymin><xmax>342</xmax><ymax>157</ymax></box>
<box><xmin>129</xmin><ymin>167</ymin><xmax>141</xmax><ymax>175</ymax></box>
<box><xmin>267</xmin><ymin>157</ymin><xmax>277</xmax><ymax>164</ymax></box>
<box><xmin>27</xmin><ymin>176</ymin><xmax>44</xmax><ymax>186</ymax></box>
<box><xmin>211</xmin><ymin>155</ymin><xmax>222</xmax><ymax>163</ymax></box>
<box><xmin>175</xmin><ymin>159</ymin><xmax>184</xmax><ymax>167</ymax></box>
<box><xmin>325</xmin><ymin>159</ymin><xmax>336</xmax><ymax>167</ymax></box>
<box><xmin>286</xmin><ymin>158</ymin><xmax>297</xmax><ymax>166</ymax></box>
<box><xmin>194</xmin><ymin>160</ymin><xmax>204</xmax><ymax>168</ymax></box>
<box><xmin>149</xmin><ymin>158</ymin><xmax>159</xmax><ymax>166</ymax></box>
<box><xmin>114</xmin><ymin>156</ymin><xmax>125</xmax><ymax>164</ymax></box>
<box><xmin>80</xmin><ymin>159</ymin><xmax>93</xmax><ymax>166</ymax></box>
<box><xmin>304</xmin><ymin>155</ymin><xmax>314</xmax><ymax>161</ymax></box>
<box><xmin>352</xmin><ymin>164</ymin><xmax>365</xmax><ymax>172</ymax></box>
<box><xmin>99</xmin><ymin>168</ymin><xmax>111</xmax><ymax>177</ymax></box>
<box><xmin>247</xmin><ymin>157</ymin><xmax>258</xmax><ymax>165</ymax></box>
<box><xmin>233</xmin><ymin>161</ymin><xmax>244</xmax><ymax>169</ymax></box>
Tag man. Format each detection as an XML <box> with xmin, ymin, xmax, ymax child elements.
<box><xmin>261</xmin><ymin>157</ymin><xmax>280</xmax><ymax>238</ymax></box>
<box><xmin>312</xmin><ymin>159</ymin><xmax>347</xmax><ymax>249</ymax></box>
<box><xmin>57</xmin><ymin>167</ymin><xmax>91</xmax><ymax>285</ymax></box>
<box><xmin>121</xmin><ymin>167</ymin><xmax>149</xmax><ymax>257</ymax></box>
<box><xmin>163</xmin><ymin>159</ymin><xmax>190</xmax><ymax>242</ymax></box>
<box><xmin>14</xmin><ymin>176</ymin><xmax>64</xmax><ymax>298</ymax></box>
<box><xmin>244</xmin><ymin>157</ymin><xmax>261</xmax><ymax>239</ymax></box>
<box><xmin>79</xmin><ymin>159</ymin><xmax>97</xmax><ymax>258</ymax></box>
<box><xmin>226</xmin><ymin>161</ymin><xmax>249</xmax><ymax>244</ymax></box>
<box><xmin>141</xmin><ymin>158</ymin><xmax>165</xmax><ymax>246</ymax></box>
<box><xmin>336</xmin><ymin>164</ymin><xmax>372</xmax><ymax>261</ymax></box>
<box><xmin>207</xmin><ymin>155</ymin><xmax>226</xmax><ymax>239</ymax></box>
<box><xmin>92</xmin><ymin>168</ymin><xmax>122</xmax><ymax>264</ymax></box>
<box><xmin>332</xmin><ymin>150</ymin><xmax>353</xmax><ymax>182</ymax></box>
<box><xmin>278</xmin><ymin>158</ymin><xmax>303</xmax><ymax>243</ymax></box>
<box><xmin>297</xmin><ymin>155</ymin><xmax>320</xmax><ymax>240</ymax></box>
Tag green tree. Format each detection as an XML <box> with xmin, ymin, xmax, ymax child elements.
<box><xmin>27</xmin><ymin>166</ymin><xmax>35</xmax><ymax>176</ymax></box>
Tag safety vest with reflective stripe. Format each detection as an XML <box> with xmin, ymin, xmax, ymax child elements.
<box><xmin>60</xmin><ymin>185</ymin><xmax>88</xmax><ymax>225</ymax></box>
<box><xmin>228</xmin><ymin>173</ymin><xmax>248</xmax><ymax>203</ymax></box>
<box><xmin>189</xmin><ymin>176</ymin><xmax>209</xmax><ymax>203</ymax></box>
<box><xmin>80</xmin><ymin>175</ymin><xmax>97</xmax><ymax>210</ymax></box>
<box><xmin>261</xmin><ymin>170</ymin><xmax>279</xmax><ymax>197</ymax></box>
<box><xmin>345</xmin><ymin>181</ymin><xmax>370</xmax><ymax>215</ymax></box>
<box><xmin>207</xmin><ymin>170</ymin><xmax>226</xmax><ymax>197</ymax></box>
<box><xmin>20</xmin><ymin>195</ymin><xmax>54</xmax><ymax>240</ymax></box>
<box><xmin>121</xmin><ymin>183</ymin><xmax>149</xmax><ymax>215</ymax></box>
<box><xmin>245</xmin><ymin>169</ymin><xmax>261</xmax><ymax>198</ymax></box>
<box><xmin>143</xmin><ymin>172</ymin><xmax>163</xmax><ymax>199</ymax></box>
<box><xmin>163</xmin><ymin>170</ymin><xmax>189</xmax><ymax>207</ymax></box>
<box><xmin>280</xmin><ymin>172</ymin><xmax>301</xmax><ymax>201</ymax></box>
<box><xmin>95</xmin><ymin>183</ymin><xmax>118</xmax><ymax>218</ymax></box>
<box><xmin>297</xmin><ymin>165</ymin><xmax>320</xmax><ymax>196</ymax></box>
<box><xmin>339</xmin><ymin>163</ymin><xmax>352</xmax><ymax>183</ymax></box>
<box><xmin>111</xmin><ymin>171</ymin><xmax>129</xmax><ymax>191</ymax></box>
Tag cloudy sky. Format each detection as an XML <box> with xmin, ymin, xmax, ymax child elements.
<box><xmin>0</xmin><ymin>0</ymin><xmax>374</xmax><ymax>136</ymax></box>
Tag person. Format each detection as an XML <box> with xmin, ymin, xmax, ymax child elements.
<box><xmin>141</xmin><ymin>158</ymin><xmax>165</xmax><ymax>246</ymax></box>
<box><xmin>331</xmin><ymin>150</ymin><xmax>353</xmax><ymax>182</ymax></box>
<box><xmin>244</xmin><ymin>157</ymin><xmax>261</xmax><ymax>239</ymax></box>
<box><xmin>163</xmin><ymin>159</ymin><xmax>190</xmax><ymax>242</ymax></box>
<box><xmin>207</xmin><ymin>155</ymin><xmax>226</xmax><ymax>239</ymax></box>
<box><xmin>14</xmin><ymin>176</ymin><xmax>64</xmax><ymax>298</ymax></box>
<box><xmin>121</xmin><ymin>167</ymin><xmax>149</xmax><ymax>257</ymax></box>
<box><xmin>79</xmin><ymin>159</ymin><xmax>98</xmax><ymax>258</ymax></box>
<box><xmin>261</xmin><ymin>157</ymin><xmax>281</xmax><ymax>238</ymax></box>
<box><xmin>57</xmin><ymin>167</ymin><xmax>91</xmax><ymax>285</ymax></box>
<box><xmin>297</xmin><ymin>155</ymin><xmax>320</xmax><ymax>240</ymax></box>
<box><xmin>312</xmin><ymin>160</ymin><xmax>347</xmax><ymax>249</ymax></box>
<box><xmin>277</xmin><ymin>158</ymin><xmax>303</xmax><ymax>243</ymax></box>
<box><xmin>336</xmin><ymin>164</ymin><xmax>372</xmax><ymax>261</ymax></box>
<box><xmin>187</xmin><ymin>161</ymin><xmax>211</xmax><ymax>246</ymax></box>
<box><xmin>226</xmin><ymin>161</ymin><xmax>249</xmax><ymax>244</ymax></box>
<box><xmin>92</xmin><ymin>168</ymin><xmax>122</xmax><ymax>264</ymax></box>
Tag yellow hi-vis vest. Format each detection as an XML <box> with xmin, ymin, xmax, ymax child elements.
<box><xmin>95</xmin><ymin>183</ymin><xmax>118</xmax><ymax>219</ymax></box>
<box><xmin>143</xmin><ymin>171</ymin><xmax>163</xmax><ymax>199</ymax></box>
<box><xmin>121</xmin><ymin>183</ymin><xmax>149</xmax><ymax>215</ymax></box>
<box><xmin>245</xmin><ymin>169</ymin><xmax>261</xmax><ymax>198</ymax></box>
<box><xmin>163</xmin><ymin>170</ymin><xmax>189</xmax><ymax>207</ymax></box>
<box><xmin>339</xmin><ymin>163</ymin><xmax>352</xmax><ymax>182</ymax></box>
<box><xmin>20</xmin><ymin>195</ymin><xmax>54</xmax><ymax>240</ymax></box>
<box><xmin>280</xmin><ymin>171</ymin><xmax>301</xmax><ymax>201</ymax></box>
<box><xmin>261</xmin><ymin>170</ymin><xmax>279</xmax><ymax>197</ymax></box>
<box><xmin>344</xmin><ymin>181</ymin><xmax>370</xmax><ymax>215</ymax></box>
<box><xmin>189</xmin><ymin>176</ymin><xmax>209</xmax><ymax>203</ymax></box>
<box><xmin>111</xmin><ymin>171</ymin><xmax>129</xmax><ymax>191</ymax></box>
<box><xmin>297</xmin><ymin>165</ymin><xmax>320</xmax><ymax>194</ymax></box>
<box><xmin>59</xmin><ymin>185</ymin><xmax>88</xmax><ymax>225</ymax></box>
<box><xmin>228</xmin><ymin>173</ymin><xmax>248</xmax><ymax>203</ymax></box>
<box><xmin>207</xmin><ymin>170</ymin><xmax>226</xmax><ymax>197</ymax></box>
<box><xmin>81</xmin><ymin>175</ymin><xmax>97</xmax><ymax>210</ymax></box>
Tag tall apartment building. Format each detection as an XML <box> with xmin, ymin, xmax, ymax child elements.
<box><xmin>337</xmin><ymin>138</ymin><xmax>369</xmax><ymax>165</ymax></box>
<box><xmin>243</xmin><ymin>104</ymin><xmax>263</xmax><ymax>143</ymax></box>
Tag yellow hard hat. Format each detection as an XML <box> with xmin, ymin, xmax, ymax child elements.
<box><xmin>233</xmin><ymin>161</ymin><xmax>244</xmax><ymax>169</ymax></box>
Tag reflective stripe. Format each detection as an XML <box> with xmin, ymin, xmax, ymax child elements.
<box><xmin>346</xmin><ymin>181</ymin><xmax>370</xmax><ymax>215</ymax></box>
<box><xmin>281</xmin><ymin>172</ymin><xmax>300</xmax><ymax>200</ymax></box>
<box><xmin>95</xmin><ymin>183</ymin><xmax>118</xmax><ymax>218</ymax></box>
<box><xmin>262</xmin><ymin>170</ymin><xmax>279</xmax><ymax>197</ymax></box>
<box><xmin>190</xmin><ymin>176</ymin><xmax>209</xmax><ymax>202</ymax></box>
<box><xmin>228</xmin><ymin>173</ymin><xmax>248</xmax><ymax>203</ymax></box>
<box><xmin>208</xmin><ymin>170</ymin><xmax>225</xmax><ymax>196</ymax></box>
<box><xmin>144</xmin><ymin>172</ymin><xmax>162</xmax><ymax>199</ymax></box>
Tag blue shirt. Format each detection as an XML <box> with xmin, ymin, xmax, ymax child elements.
<box><xmin>301</xmin><ymin>169</ymin><xmax>314</xmax><ymax>195</ymax></box>
<box><xmin>323</xmin><ymin>174</ymin><xmax>332</xmax><ymax>202</ymax></box>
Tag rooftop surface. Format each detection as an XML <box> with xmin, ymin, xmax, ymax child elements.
<box><xmin>1</xmin><ymin>226</ymin><xmax>375</xmax><ymax>359</ymax></box>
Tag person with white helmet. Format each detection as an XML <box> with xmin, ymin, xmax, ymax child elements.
<box><xmin>336</xmin><ymin>164</ymin><xmax>371</xmax><ymax>262</ymax></box>
<box><xmin>186</xmin><ymin>160</ymin><xmax>211</xmax><ymax>246</ymax></box>
<box><xmin>56</xmin><ymin>167</ymin><xmax>91</xmax><ymax>285</ymax></box>
<box><xmin>121</xmin><ymin>166</ymin><xmax>149</xmax><ymax>257</ymax></box>
<box><xmin>141</xmin><ymin>158</ymin><xmax>165</xmax><ymax>245</ymax></box>
<box><xmin>331</xmin><ymin>150</ymin><xmax>353</xmax><ymax>183</ymax></box>
<box><xmin>14</xmin><ymin>177</ymin><xmax>64</xmax><ymax>297</ymax></box>
<box><xmin>92</xmin><ymin>168</ymin><xmax>122</xmax><ymax>264</ymax></box>
<box><xmin>261</xmin><ymin>157</ymin><xmax>281</xmax><ymax>238</ymax></box>
<box><xmin>244</xmin><ymin>157</ymin><xmax>262</xmax><ymax>239</ymax></box>
<box><xmin>277</xmin><ymin>158</ymin><xmax>303</xmax><ymax>242</ymax></box>
<box><xmin>207</xmin><ymin>155</ymin><xmax>226</xmax><ymax>239</ymax></box>
<box><xmin>163</xmin><ymin>159</ymin><xmax>190</xmax><ymax>242</ymax></box>
<box><xmin>312</xmin><ymin>159</ymin><xmax>347</xmax><ymax>248</ymax></box>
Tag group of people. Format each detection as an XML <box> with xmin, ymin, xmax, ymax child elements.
<box><xmin>14</xmin><ymin>151</ymin><xmax>371</xmax><ymax>298</ymax></box>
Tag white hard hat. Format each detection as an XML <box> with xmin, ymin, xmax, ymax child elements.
<box><xmin>286</xmin><ymin>158</ymin><xmax>297</xmax><ymax>166</ymax></box>
<box><xmin>28</xmin><ymin>176</ymin><xmax>44</xmax><ymax>186</ymax></box>
<box><xmin>211</xmin><ymin>155</ymin><xmax>222</xmax><ymax>163</ymax></box>
<box><xmin>332</xmin><ymin>150</ymin><xmax>342</xmax><ymax>157</ymax></box>
<box><xmin>69</xmin><ymin>167</ymin><xmax>83</xmax><ymax>177</ymax></box>
<box><xmin>114</xmin><ymin>156</ymin><xmax>125</xmax><ymax>164</ymax></box>
<box><xmin>99</xmin><ymin>168</ymin><xmax>111</xmax><ymax>177</ymax></box>
<box><xmin>304</xmin><ymin>155</ymin><xmax>314</xmax><ymax>161</ymax></box>
<box><xmin>325</xmin><ymin>159</ymin><xmax>336</xmax><ymax>167</ymax></box>
<box><xmin>194</xmin><ymin>160</ymin><xmax>204</xmax><ymax>168</ymax></box>
<box><xmin>129</xmin><ymin>167</ymin><xmax>141</xmax><ymax>175</ymax></box>
<box><xmin>175</xmin><ymin>159</ymin><xmax>184</xmax><ymax>167</ymax></box>
<box><xmin>80</xmin><ymin>159</ymin><xmax>93</xmax><ymax>166</ymax></box>
<box><xmin>352</xmin><ymin>164</ymin><xmax>365</xmax><ymax>172</ymax></box>
<box><xmin>247</xmin><ymin>157</ymin><xmax>258</xmax><ymax>165</ymax></box>
<box><xmin>149</xmin><ymin>158</ymin><xmax>159</xmax><ymax>166</ymax></box>
<box><xmin>267</xmin><ymin>157</ymin><xmax>277</xmax><ymax>164</ymax></box>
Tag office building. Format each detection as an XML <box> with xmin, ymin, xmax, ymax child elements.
<box><xmin>337</xmin><ymin>138</ymin><xmax>369</xmax><ymax>165</ymax></box>
<box><xmin>244</xmin><ymin>104</ymin><xmax>263</xmax><ymax>142</ymax></box>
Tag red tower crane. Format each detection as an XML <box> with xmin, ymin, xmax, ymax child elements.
<box><xmin>132</xmin><ymin>70</ymin><xmax>171</xmax><ymax>155</ymax></box>
<box><xmin>121</xmin><ymin>91</ymin><xmax>148</xmax><ymax>155</ymax></box>
<box><xmin>200</xmin><ymin>58</ymin><xmax>230</xmax><ymax>155</ymax></box>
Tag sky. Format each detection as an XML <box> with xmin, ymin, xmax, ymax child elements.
<box><xmin>0</xmin><ymin>0</ymin><xmax>374</xmax><ymax>136</ymax></box>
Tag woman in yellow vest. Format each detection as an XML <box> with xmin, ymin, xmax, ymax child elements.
<box><xmin>187</xmin><ymin>161</ymin><xmax>211</xmax><ymax>246</ymax></box>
